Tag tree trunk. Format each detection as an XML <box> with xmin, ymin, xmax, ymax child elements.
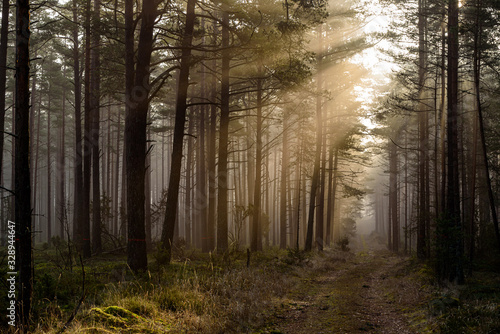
<box><xmin>330</xmin><ymin>147</ymin><xmax>339</xmax><ymax>243</ymax></box>
<box><xmin>206</xmin><ymin>52</ymin><xmax>217</xmax><ymax>252</ymax></box>
<box><xmin>473</xmin><ymin>1</ymin><xmax>500</xmax><ymax>250</ymax></box>
<box><xmin>82</xmin><ymin>0</ymin><xmax>92</xmax><ymax>258</ymax></box>
<box><xmin>216</xmin><ymin>8</ymin><xmax>230</xmax><ymax>253</ymax></box>
<box><xmin>325</xmin><ymin>138</ymin><xmax>334</xmax><ymax>247</ymax></box>
<box><xmin>15</xmin><ymin>0</ymin><xmax>32</xmax><ymax>326</ymax></box>
<box><xmin>305</xmin><ymin>45</ymin><xmax>323</xmax><ymax>252</ymax></box>
<box><xmin>389</xmin><ymin>139</ymin><xmax>399</xmax><ymax>252</ymax></box>
<box><xmin>160</xmin><ymin>0</ymin><xmax>196</xmax><ymax>261</ymax></box>
<box><xmin>442</xmin><ymin>0</ymin><xmax>464</xmax><ymax>284</ymax></box>
<box><xmin>251</xmin><ymin>76</ymin><xmax>263</xmax><ymax>251</ymax></box>
<box><xmin>416</xmin><ymin>0</ymin><xmax>428</xmax><ymax>259</ymax></box>
<box><xmin>29</xmin><ymin>63</ymin><xmax>37</xmax><ymax>245</ymax></box>
<box><xmin>57</xmin><ymin>69</ymin><xmax>66</xmax><ymax>239</ymax></box>
<box><xmin>126</xmin><ymin>0</ymin><xmax>158</xmax><ymax>271</ymax></box>
<box><xmin>47</xmin><ymin>91</ymin><xmax>52</xmax><ymax>243</ymax></box>
<box><xmin>113</xmin><ymin>108</ymin><xmax>120</xmax><ymax>236</ymax></box>
<box><xmin>33</xmin><ymin>78</ymin><xmax>41</xmax><ymax>244</ymax></box>
<box><xmin>185</xmin><ymin>113</ymin><xmax>193</xmax><ymax>245</ymax></box>
<box><xmin>198</xmin><ymin>68</ymin><xmax>208</xmax><ymax>252</ymax></box>
<box><xmin>0</xmin><ymin>0</ymin><xmax>9</xmax><ymax>184</ymax></box>
<box><xmin>279</xmin><ymin>115</ymin><xmax>288</xmax><ymax>249</ymax></box>
<box><xmin>316</xmin><ymin>111</ymin><xmax>327</xmax><ymax>251</ymax></box>
<box><xmin>72</xmin><ymin>0</ymin><xmax>83</xmax><ymax>246</ymax></box>
<box><xmin>145</xmin><ymin>129</ymin><xmax>152</xmax><ymax>250</ymax></box>
<box><xmin>91</xmin><ymin>0</ymin><xmax>102</xmax><ymax>254</ymax></box>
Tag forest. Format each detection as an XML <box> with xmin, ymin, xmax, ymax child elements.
<box><xmin>1</xmin><ymin>0</ymin><xmax>500</xmax><ymax>332</ymax></box>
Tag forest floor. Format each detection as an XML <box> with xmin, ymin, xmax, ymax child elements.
<box><xmin>256</xmin><ymin>236</ymin><xmax>435</xmax><ymax>333</ymax></box>
<box><xmin>5</xmin><ymin>234</ymin><xmax>500</xmax><ymax>333</ymax></box>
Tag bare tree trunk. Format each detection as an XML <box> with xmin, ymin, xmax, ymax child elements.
<box><xmin>0</xmin><ymin>0</ymin><xmax>9</xmax><ymax>184</ymax></box>
<box><xmin>160</xmin><ymin>0</ymin><xmax>196</xmax><ymax>260</ymax></box>
<box><xmin>72</xmin><ymin>0</ymin><xmax>83</xmax><ymax>246</ymax></box>
<box><xmin>114</xmin><ymin>109</ymin><xmax>120</xmax><ymax>236</ymax></box>
<box><xmin>279</xmin><ymin>115</ymin><xmax>288</xmax><ymax>248</ymax></box>
<box><xmin>251</xmin><ymin>75</ymin><xmax>263</xmax><ymax>251</ymax></box>
<box><xmin>57</xmin><ymin>69</ymin><xmax>67</xmax><ymax>239</ymax></box>
<box><xmin>185</xmin><ymin>113</ymin><xmax>194</xmax><ymax>245</ymax></box>
<box><xmin>126</xmin><ymin>0</ymin><xmax>158</xmax><ymax>271</ymax></box>
<box><xmin>442</xmin><ymin>0</ymin><xmax>464</xmax><ymax>283</ymax></box>
<box><xmin>29</xmin><ymin>64</ymin><xmax>37</xmax><ymax>245</ymax></box>
<box><xmin>305</xmin><ymin>44</ymin><xmax>323</xmax><ymax>252</ymax></box>
<box><xmin>15</xmin><ymin>0</ymin><xmax>32</xmax><ymax>325</ymax></box>
<box><xmin>33</xmin><ymin>78</ymin><xmax>42</xmax><ymax>244</ymax></box>
<box><xmin>216</xmin><ymin>8</ymin><xmax>230</xmax><ymax>253</ymax></box>
<box><xmin>417</xmin><ymin>0</ymin><xmax>428</xmax><ymax>259</ymax></box>
<box><xmin>404</xmin><ymin>130</ymin><xmax>409</xmax><ymax>253</ymax></box>
<box><xmin>325</xmin><ymin>137</ymin><xmax>334</xmax><ymax>247</ymax></box>
<box><xmin>145</xmin><ymin>129</ymin><xmax>152</xmax><ymax>250</ymax></box>
<box><xmin>91</xmin><ymin>0</ymin><xmax>102</xmax><ymax>254</ymax></box>
<box><xmin>472</xmin><ymin>3</ymin><xmax>500</xmax><ymax>250</ymax></box>
<box><xmin>82</xmin><ymin>0</ymin><xmax>92</xmax><ymax>258</ymax></box>
<box><xmin>206</xmin><ymin>51</ymin><xmax>217</xmax><ymax>252</ymax></box>
<box><xmin>389</xmin><ymin>139</ymin><xmax>399</xmax><ymax>252</ymax></box>
<box><xmin>330</xmin><ymin>147</ymin><xmax>339</xmax><ymax>243</ymax></box>
<box><xmin>47</xmin><ymin>91</ymin><xmax>52</xmax><ymax>244</ymax></box>
<box><xmin>197</xmin><ymin>73</ymin><xmax>207</xmax><ymax>251</ymax></box>
<box><xmin>316</xmin><ymin>111</ymin><xmax>327</xmax><ymax>251</ymax></box>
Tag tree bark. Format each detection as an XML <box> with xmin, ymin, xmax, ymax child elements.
<box><xmin>305</xmin><ymin>43</ymin><xmax>323</xmax><ymax>252</ymax></box>
<box><xmin>47</xmin><ymin>90</ymin><xmax>52</xmax><ymax>243</ymax></box>
<box><xmin>316</xmin><ymin>110</ymin><xmax>327</xmax><ymax>251</ymax></box>
<box><xmin>57</xmin><ymin>69</ymin><xmax>66</xmax><ymax>239</ymax></box>
<box><xmin>91</xmin><ymin>0</ymin><xmax>102</xmax><ymax>254</ymax></box>
<box><xmin>251</xmin><ymin>75</ymin><xmax>263</xmax><ymax>251</ymax></box>
<box><xmin>198</xmin><ymin>66</ymin><xmax>208</xmax><ymax>252</ymax></box>
<box><xmin>279</xmin><ymin>115</ymin><xmax>288</xmax><ymax>249</ymax></box>
<box><xmin>82</xmin><ymin>0</ymin><xmax>92</xmax><ymax>258</ymax></box>
<box><xmin>389</xmin><ymin>139</ymin><xmax>399</xmax><ymax>252</ymax></box>
<box><xmin>160</xmin><ymin>0</ymin><xmax>196</xmax><ymax>261</ymax></box>
<box><xmin>0</xmin><ymin>0</ymin><xmax>9</xmax><ymax>184</ymax></box>
<box><xmin>185</xmin><ymin>113</ymin><xmax>194</xmax><ymax>245</ymax></box>
<box><xmin>15</xmin><ymin>0</ymin><xmax>32</xmax><ymax>326</ymax></box>
<box><xmin>442</xmin><ymin>0</ymin><xmax>464</xmax><ymax>284</ymax></box>
<box><xmin>473</xmin><ymin>3</ymin><xmax>500</xmax><ymax>250</ymax></box>
<box><xmin>206</xmin><ymin>50</ymin><xmax>217</xmax><ymax>252</ymax></box>
<box><xmin>126</xmin><ymin>0</ymin><xmax>158</xmax><ymax>271</ymax></box>
<box><xmin>72</xmin><ymin>0</ymin><xmax>84</xmax><ymax>246</ymax></box>
<box><xmin>216</xmin><ymin>8</ymin><xmax>230</xmax><ymax>253</ymax></box>
<box><xmin>417</xmin><ymin>0</ymin><xmax>428</xmax><ymax>259</ymax></box>
<box><xmin>145</xmin><ymin>129</ymin><xmax>152</xmax><ymax>250</ymax></box>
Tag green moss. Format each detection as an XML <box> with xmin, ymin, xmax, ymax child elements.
<box><xmin>90</xmin><ymin>307</ymin><xmax>128</xmax><ymax>328</ymax></box>
<box><xmin>89</xmin><ymin>306</ymin><xmax>171</xmax><ymax>333</ymax></box>
<box><xmin>103</xmin><ymin>306</ymin><xmax>145</xmax><ymax>322</ymax></box>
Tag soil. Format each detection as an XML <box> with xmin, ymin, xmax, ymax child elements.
<box><xmin>258</xmin><ymin>236</ymin><xmax>434</xmax><ymax>333</ymax></box>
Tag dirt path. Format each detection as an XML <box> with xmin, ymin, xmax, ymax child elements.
<box><xmin>259</xmin><ymin>237</ymin><xmax>430</xmax><ymax>333</ymax></box>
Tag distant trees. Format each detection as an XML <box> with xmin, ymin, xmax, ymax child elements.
<box><xmin>380</xmin><ymin>0</ymin><xmax>500</xmax><ymax>283</ymax></box>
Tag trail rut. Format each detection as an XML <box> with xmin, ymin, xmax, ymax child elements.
<box><xmin>259</xmin><ymin>238</ymin><xmax>431</xmax><ymax>333</ymax></box>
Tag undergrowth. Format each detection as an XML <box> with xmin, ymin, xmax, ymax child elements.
<box><xmin>2</xmin><ymin>245</ymin><xmax>316</xmax><ymax>333</ymax></box>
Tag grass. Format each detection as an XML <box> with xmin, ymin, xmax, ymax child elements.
<box><xmin>436</xmin><ymin>270</ymin><xmax>500</xmax><ymax>333</ymax></box>
<box><xmin>1</xmin><ymin>243</ymin><xmax>304</xmax><ymax>333</ymax></box>
<box><xmin>2</xmin><ymin>238</ymin><xmax>500</xmax><ymax>333</ymax></box>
